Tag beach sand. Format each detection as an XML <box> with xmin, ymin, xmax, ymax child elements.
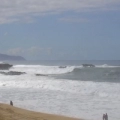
<box><xmin>0</xmin><ymin>103</ymin><xmax>81</xmax><ymax>120</ymax></box>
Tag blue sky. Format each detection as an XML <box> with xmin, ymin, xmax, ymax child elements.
<box><xmin>0</xmin><ymin>0</ymin><xmax>120</xmax><ymax>60</ymax></box>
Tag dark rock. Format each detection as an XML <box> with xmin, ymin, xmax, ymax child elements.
<box><xmin>0</xmin><ymin>71</ymin><xmax>26</xmax><ymax>75</ymax></box>
<box><xmin>36</xmin><ymin>74</ymin><xmax>48</xmax><ymax>76</ymax></box>
<box><xmin>0</xmin><ymin>63</ymin><xmax>13</xmax><ymax>70</ymax></box>
<box><xmin>59</xmin><ymin>66</ymin><xmax>67</xmax><ymax>68</ymax></box>
<box><xmin>82</xmin><ymin>64</ymin><xmax>95</xmax><ymax>67</ymax></box>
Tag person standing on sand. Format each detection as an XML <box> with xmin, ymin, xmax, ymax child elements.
<box><xmin>105</xmin><ymin>113</ymin><xmax>108</xmax><ymax>120</ymax></box>
<box><xmin>10</xmin><ymin>100</ymin><xmax>13</xmax><ymax>106</ymax></box>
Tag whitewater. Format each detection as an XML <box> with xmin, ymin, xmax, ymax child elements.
<box><xmin>0</xmin><ymin>60</ymin><xmax>120</xmax><ymax>120</ymax></box>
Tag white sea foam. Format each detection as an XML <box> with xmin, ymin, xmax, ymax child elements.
<box><xmin>0</xmin><ymin>64</ymin><xmax>120</xmax><ymax>120</ymax></box>
<box><xmin>10</xmin><ymin>65</ymin><xmax>78</xmax><ymax>74</ymax></box>
<box><xmin>96</xmin><ymin>64</ymin><xmax>120</xmax><ymax>68</ymax></box>
<box><xmin>8</xmin><ymin>64</ymin><xmax>120</xmax><ymax>77</ymax></box>
<box><xmin>0</xmin><ymin>73</ymin><xmax>120</xmax><ymax>120</ymax></box>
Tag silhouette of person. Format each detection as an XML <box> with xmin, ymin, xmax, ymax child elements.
<box><xmin>105</xmin><ymin>113</ymin><xmax>108</xmax><ymax>120</ymax></box>
<box><xmin>10</xmin><ymin>100</ymin><xmax>13</xmax><ymax>106</ymax></box>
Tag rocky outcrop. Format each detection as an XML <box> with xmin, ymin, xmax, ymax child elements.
<box><xmin>59</xmin><ymin>66</ymin><xmax>67</xmax><ymax>68</ymax></box>
<box><xmin>0</xmin><ymin>71</ymin><xmax>26</xmax><ymax>75</ymax></box>
<box><xmin>82</xmin><ymin>64</ymin><xmax>95</xmax><ymax>67</ymax></box>
<box><xmin>0</xmin><ymin>53</ymin><xmax>26</xmax><ymax>61</ymax></box>
<box><xmin>0</xmin><ymin>63</ymin><xmax>13</xmax><ymax>70</ymax></box>
<box><xmin>36</xmin><ymin>74</ymin><xmax>48</xmax><ymax>76</ymax></box>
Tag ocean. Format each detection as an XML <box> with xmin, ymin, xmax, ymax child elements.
<box><xmin>0</xmin><ymin>60</ymin><xmax>120</xmax><ymax>120</ymax></box>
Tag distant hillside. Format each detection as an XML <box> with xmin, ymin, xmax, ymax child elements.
<box><xmin>0</xmin><ymin>53</ymin><xmax>26</xmax><ymax>61</ymax></box>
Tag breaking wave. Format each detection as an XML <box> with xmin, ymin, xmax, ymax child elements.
<box><xmin>1</xmin><ymin>63</ymin><xmax>120</xmax><ymax>83</ymax></box>
<box><xmin>7</xmin><ymin>64</ymin><xmax>120</xmax><ymax>75</ymax></box>
<box><xmin>10</xmin><ymin>65</ymin><xmax>78</xmax><ymax>75</ymax></box>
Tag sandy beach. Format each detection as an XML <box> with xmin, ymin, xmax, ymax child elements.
<box><xmin>0</xmin><ymin>103</ymin><xmax>81</xmax><ymax>120</ymax></box>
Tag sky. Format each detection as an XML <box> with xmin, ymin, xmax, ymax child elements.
<box><xmin>0</xmin><ymin>0</ymin><xmax>120</xmax><ymax>60</ymax></box>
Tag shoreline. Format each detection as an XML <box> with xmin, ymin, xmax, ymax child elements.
<box><xmin>0</xmin><ymin>103</ymin><xmax>81</xmax><ymax>120</ymax></box>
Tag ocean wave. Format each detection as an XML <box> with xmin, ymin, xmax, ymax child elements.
<box><xmin>95</xmin><ymin>64</ymin><xmax>120</xmax><ymax>68</ymax></box>
<box><xmin>10</xmin><ymin>64</ymin><xmax>80</xmax><ymax>75</ymax></box>
<box><xmin>6</xmin><ymin>64</ymin><xmax>120</xmax><ymax>83</ymax></box>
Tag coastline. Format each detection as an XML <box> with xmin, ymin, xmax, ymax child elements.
<box><xmin>0</xmin><ymin>103</ymin><xmax>81</xmax><ymax>120</ymax></box>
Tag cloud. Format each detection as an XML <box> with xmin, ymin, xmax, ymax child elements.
<box><xmin>0</xmin><ymin>0</ymin><xmax>119</xmax><ymax>24</ymax></box>
<box><xmin>6</xmin><ymin>48</ymin><xmax>24</xmax><ymax>55</ymax></box>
